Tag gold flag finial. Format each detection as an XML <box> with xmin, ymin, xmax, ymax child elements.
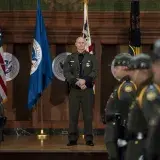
<box><xmin>37</xmin><ymin>129</ymin><xmax>47</xmax><ymax>141</ymax></box>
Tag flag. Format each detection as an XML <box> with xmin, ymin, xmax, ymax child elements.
<box><xmin>0</xmin><ymin>30</ymin><xmax>7</xmax><ymax>104</ymax></box>
<box><xmin>27</xmin><ymin>0</ymin><xmax>53</xmax><ymax>109</ymax></box>
<box><xmin>129</xmin><ymin>0</ymin><xmax>141</xmax><ymax>56</ymax></box>
<box><xmin>82</xmin><ymin>0</ymin><xmax>95</xmax><ymax>94</ymax></box>
<box><xmin>82</xmin><ymin>0</ymin><xmax>93</xmax><ymax>54</ymax></box>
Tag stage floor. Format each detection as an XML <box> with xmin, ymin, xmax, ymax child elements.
<box><xmin>0</xmin><ymin>135</ymin><xmax>106</xmax><ymax>152</ymax></box>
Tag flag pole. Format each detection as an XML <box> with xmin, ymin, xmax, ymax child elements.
<box><xmin>29</xmin><ymin>0</ymin><xmax>53</xmax><ymax>144</ymax></box>
<box><xmin>40</xmin><ymin>96</ymin><xmax>44</xmax><ymax>133</ymax></box>
<box><xmin>37</xmin><ymin>95</ymin><xmax>47</xmax><ymax>145</ymax></box>
<box><xmin>84</xmin><ymin>0</ymin><xmax>88</xmax><ymax>4</ymax></box>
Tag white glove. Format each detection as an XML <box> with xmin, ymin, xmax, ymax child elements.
<box><xmin>117</xmin><ymin>139</ymin><xmax>127</xmax><ymax>147</ymax></box>
<box><xmin>137</xmin><ymin>132</ymin><xmax>143</xmax><ymax>140</ymax></box>
<box><xmin>138</xmin><ymin>155</ymin><xmax>144</xmax><ymax>160</ymax></box>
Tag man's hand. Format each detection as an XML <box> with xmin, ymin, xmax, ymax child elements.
<box><xmin>75</xmin><ymin>79</ymin><xmax>87</xmax><ymax>89</ymax></box>
<box><xmin>78</xmin><ymin>79</ymin><xmax>86</xmax><ymax>86</ymax></box>
<box><xmin>75</xmin><ymin>80</ymin><xmax>80</xmax><ymax>87</ymax></box>
<box><xmin>80</xmin><ymin>84</ymin><xmax>87</xmax><ymax>90</ymax></box>
<box><xmin>117</xmin><ymin>139</ymin><xmax>127</xmax><ymax>147</ymax></box>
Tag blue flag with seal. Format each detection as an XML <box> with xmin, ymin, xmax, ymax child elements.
<box><xmin>27</xmin><ymin>0</ymin><xmax>53</xmax><ymax>109</ymax></box>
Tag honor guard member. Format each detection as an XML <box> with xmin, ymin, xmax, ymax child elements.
<box><xmin>146</xmin><ymin>117</ymin><xmax>160</xmax><ymax>160</ymax></box>
<box><xmin>146</xmin><ymin>39</ymin><xmax>160</xmax><ymax>160</ymax></box>
<box><xmin>63</xmin><ymin>37</ymin><xmax>98</xmax><ymax>146</ymax></box>
<box><xmin>104</xmin><ymin>53</ymin><xmax>137</xmax><ymax>160</ymax></box>
<box><xmin>125</xmin><ymin>53</ymin><xmax>160</xmax><ymax>160</ymax></box>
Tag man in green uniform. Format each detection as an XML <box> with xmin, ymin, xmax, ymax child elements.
<box><xmin>63</xmin><ymin>37</ymin><xmax>97</xmax><ymax>146</ymax></box>
<box><xmin>145</xmin><ymin>39</ymin><xmax>160</xmax><ymax>160</ymax></box>
<box><xmin>125</xmin><ymin>53</ymin><xmax>160</xmax><ymax>160</ymax></box>
<box><xmin>146</xmin><ymin>117</ymin><xmax>160</xmax><ymax>160</ymax></box>
<box><xmin>104</xmin><ymin>53</ymin><xmax>137</xmax><ymax>160</ymax></box>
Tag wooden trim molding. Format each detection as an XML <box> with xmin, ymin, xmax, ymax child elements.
<box><xmin>0</xmin><ymin>11</ymin><xmax>160</xmax><ymax>44</ymax></box>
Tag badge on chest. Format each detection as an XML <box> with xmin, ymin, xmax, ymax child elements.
<box><xmin>86</xmin><ymin>60</ymin><xmax>91</xmax><ymax>67</ymax></box>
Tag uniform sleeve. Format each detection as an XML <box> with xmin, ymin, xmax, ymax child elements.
<box><xmin>105</xmin><ymin>90</ymin><xmax>119</xmax><ymax>122</ymax></box>
<box><xmin>127</xmin><ymin>104</ymin><xmax>140</xmax><ymax>131</ymax></box>
<box><xmin>84</xmin><ymin>54</ymin><xmax>98</xmax><ymax>82</ymax></box>
<box><xmin>127</xmin><ymin>101</ymin><xmax>147</xmax><ymax>133</ymax></box>
<box><xmin>146</xmin><ymin>117</ymin><xmax>160</xmax><ymax>159</ymax></box>
<box><xmin>145</xmin><ymin>90</ymin><xmax>160</xmax><ymax>159</ymax></box>
<box><xmin>63</xmin><ymin>55</ymin><xmax>77</xmax><ymax>85</ymax></box>
<box><xmin>142</xmin><ymin>90</ymin><xmax>160</xmax><ymax>122</ymax></box>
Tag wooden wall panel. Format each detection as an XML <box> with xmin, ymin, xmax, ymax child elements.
<box><xmin>101</xmin><ymin>45</ymin><xmax>118</xmax><ymax>115</ymax></box>
<box><xmin>13</xmin><ymin>44</ymin><xmax>31</xmax><ymax>121</ymax></box>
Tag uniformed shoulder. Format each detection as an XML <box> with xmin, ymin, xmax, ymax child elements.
<box><xmin>68</xmin><ymin>53</ymin><xmax>76</xmax><ymax>57</ymax></box>
<box><xmin>85</xmin><ymin>51</ymin><xmax>90</xmax><ymax>54</ymax></box>
<box><xmin>66</xmin><ymin>53</ymin><xmax>72</xmax><ymax>57</ymax></box>
<box><xmin>120</xmin><ymin>80</ymin><xmax>136</xmax><ymax>93</ymax></box>
<box><xmin>85</xmin><ymin>53</ymin><xmax>95</xmax><ymax>58</ymax></box>
<box><xmin>144</xmin><ymin>84</ymin><xmax>160</xmax><ymax>101</ymax></box>
<box><xmin>123</xmin><ymin>81</ymin><xmax>134</xmax><ymax>86</ymax></box>
<box><xmin>66</xmin><ymin>53</ymin><xmax>76</xmax><ymax>59</ymax></box>
<box><xmin>65</xmin><ymin>54</ymin><xmax>70</xmax><ymax>60</ymax></box>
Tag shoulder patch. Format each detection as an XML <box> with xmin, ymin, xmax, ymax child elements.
<box><xmin>146</xmin><ymin>91</ymin><xmax>157</xmax><ymax>101</ymax></box>
<box><xmin>124</xmin><ymin>85</ymin><xmax>133</xmax><ymax>92</ymax></box>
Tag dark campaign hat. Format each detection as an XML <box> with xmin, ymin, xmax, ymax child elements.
<box><xmin>128</xmin><ymin>53</ymin><xmax>152</xmax><ymax>70</ymax></box>
<box><xmin>113</xmin><ymin>53</ymin><xmax>132</xmax><ymax>67</ymax></box>
<box><xmin>153</xmin><ymin>39</ymin><xmax>160</xmax><ymax>54</ymax></box>
<box><xmin>151</xmin><ymin>39</ymin><xmax>160</xmax><ymax>62</ymax></box>
<box><xmin>151</xmin><ymin>53</ymin><xmax>160</xmax><ymax>62</ymax></box>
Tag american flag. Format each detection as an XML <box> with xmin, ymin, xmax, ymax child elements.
<box><xmin>0</xmin><ymin>30</ymin><xmax>7</xmax><ymax>103</ymax></box>
<box><xmin>82</xmin><ymin>0</ymin><xmax>93</xmax><ymax>54</ymax></box>
<box><xmin>82</xmin><ymin>0</ymin><xmax>95</xmax><ymax>94</ymax></box>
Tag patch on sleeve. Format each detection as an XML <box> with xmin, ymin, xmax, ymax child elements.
<box><xmin>124</xmin><ymin>85</ymin><xmax>133</xmax><ymax>92</ymax></box>
<box><xmin>146</xmin><ymin>91</ymin><xmax>157</xmax><ymax>101</ymax></box>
